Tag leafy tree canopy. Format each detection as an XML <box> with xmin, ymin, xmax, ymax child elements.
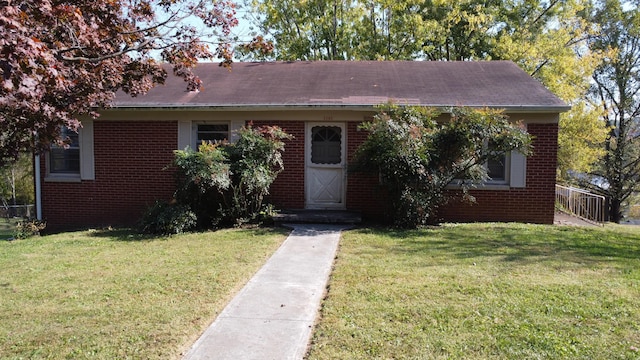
<box><xmin>583</xmin><ymin>0</ymin><xmax>640</xmax><ymax>222</ymax></box>
<box><xmin>243</xmin><ymin>0</ymin><xmax>607</xmax><ymax>180</ymax></box>
<box><xmin>0</xmin><ymin>0</ymin><xmax>260</xmax><ymax>164</ymax></box>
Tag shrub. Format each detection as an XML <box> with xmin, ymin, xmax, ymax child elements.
<box><xmin>351</xmin><ymin>105</ymin><xmax>532</xmax><ymax>228</ymax></box>
<box><xmin>161</xmin><ymin>124</ymin><xmax>292</xmax><ymax>230</ymax></box>
<box><xmin>139</xmin><ymin>201</ymin><xmax>197</xmax><ymax>235</ymax></box>
<box><xmin>172</xmin><ymin>142</ymin><xmax>230</xmax><ymax>228</ymax></box>
<box><xmin>220</xmin><ymin>125</ymin><xmax>291</xmax><ymax>226</ymax></box>
<box><xmin>13</xmin><ymin>219</ymin><xmax>46</xmax><ymax>239</ymax></box>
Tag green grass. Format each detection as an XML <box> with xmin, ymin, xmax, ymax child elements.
<box><xmin>307</xmin><ymin>223</ymin><xmax>640</xmax><ymax>360</ymax></box>
<box><xmin>0</xmin><ymin>218</ymin><xmax>19</xmax><ymax>239</ymax></box>
<box><xmin>0</xmin><ymin>227</ymin><xmax>288</xmax><ymax>359</ymax></box>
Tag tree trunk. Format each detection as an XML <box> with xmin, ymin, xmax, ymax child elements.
<box><xmin>609</xmin><ymin>197</ymin><xmax>623</xmax><ymax>223</ymax></box>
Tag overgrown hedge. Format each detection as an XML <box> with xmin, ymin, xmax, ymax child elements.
<box><xmin>139</xmin><ymin>124</ymin><xmax>291</xmax><ymax>234</ymax></box>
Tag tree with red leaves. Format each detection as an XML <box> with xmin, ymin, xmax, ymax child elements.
<box><xmin>0</xmin><ymin>0</ymin><xmax>245</xmax><ymax>163</ymax></box>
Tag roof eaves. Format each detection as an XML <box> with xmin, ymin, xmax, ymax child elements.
<box><xmin>490</xmin><ymin>105</ymin><xmax>572</xmax><ymax>113</ymax></box>
<box><xmin>110</xmin><ymin>104</ymin><xmax>380</xmax><ymax>111</ymax></box>
<box><xmin>112</xmin><ymin>103</ymin><xmax>571</xmax><ymax>113</ymax></box>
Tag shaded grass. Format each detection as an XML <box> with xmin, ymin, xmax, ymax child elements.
<box><xmin>0</xmin><ymin>218</ymin><xmax>19</xmax><ymax>239</ymax></box>
<box><xmin>0</xmin><ymin>227</ymin><xmax>288</xmax><ymax>359</ymax></box>
<box><xmin>307</xmin><ymin>223</ymin><xmax>640</xmax><ymax>359</ymax></box>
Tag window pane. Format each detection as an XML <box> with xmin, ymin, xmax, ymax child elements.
<box><xmin>197</xmin><ymin>124</ymin><xmax>229</xmax><ymax>144</ymax></box>
<box><xmin>50</xmin><ymin>127</ymin><xmax>80</xmax><ymax>174</ymax></box>
<box><xmin>198</xmin><ymin>133</ymin><xmax>228</xmax><ymax>142</ymax></box>
<box><xmin>60</xmin><ymin>127</ymin><xmax>79</xmax><ymax>147</ymax></box>
<box><xmin>311</xmin><ymin>126</ymin><xmax>341</xmax><ymax>164</ymax></box>
<box><xmin>199</xmin><ymin>124</ymin><xmax>228</xmax><ymax>132</ymax></box>
<box><xmin>50</xmin><ymin>148</ymin><xmax>80</xmax><ymax>173</ymax></box>
<box><xmin>487</xmin><ymin>155</ymin><xmax>506</xmax><ymax>180</ymax></box>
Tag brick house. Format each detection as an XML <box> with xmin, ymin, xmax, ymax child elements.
<box><xmin>36</xmin><ymin>61</ymin><xmax>569</xmax><ymax>230</ymax></box>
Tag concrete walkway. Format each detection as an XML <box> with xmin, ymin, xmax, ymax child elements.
<box><xmin>182</xmin><ymin>224</ymin><xmax>348</xmax><ymax>360</ymax></box>
<box><xmin>554</xmin><ymin>211</ymin><xmax>599</xmax><ymax>227</ymax></box>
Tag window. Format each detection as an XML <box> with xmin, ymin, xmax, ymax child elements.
<box><xmin>311</xmin><ymin>126</ymin><xmax>342</xmax><ymax>164</ymax></box>
<box><xmin>49</xmin><ymin>127</ymin><xmax>80</xmax><ymax>174</ymax></box>
<box><xmin>449</xmin><ymin>144</ymin><xmax>512</xmax><ymax>189</ymax></box>
<box><xmin>486</xmin><ymin>152</ymin><xmax>509</xmax><ymax>183</ymax></box>
<box><xmin>485</xmin><ymin>140</ymin><xmax>510</xmax><ymax>183</ymax></box>
<box><xmin>45</xmin><ymin>120</ymin><xmax>94</xmax><ymax>182</ymax></box>
<box><xmin>196</xmin><ymin>124</ymin><xmax>229</xmax><ymax>146</ymax></box>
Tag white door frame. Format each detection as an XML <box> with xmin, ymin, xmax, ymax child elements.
<box><xmin>305</xmin><ymin>122</ymin><xmax>347</xmax><ymax>209</ymax></box>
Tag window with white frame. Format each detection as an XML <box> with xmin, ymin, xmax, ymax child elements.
<box><xmin>195</xmin><ymin>123</ymin><xmax>229</xmax><ymax>147</ymax></box>
<box><xmin>450</xmin><ymin>142</ymin><xmax>511</xmax><ymax>188</ymax></box>
<box><xmin>49</xmin><ymin>127</ymin><xmax>80</xmax><ymax>175</ymax></box>
<box><xmin>485</xmin><ymin>141</ymin><xmax>509</xmax><ymax>184</ymax></box>
<box><xmin>46</xmin><ymin>120</ymin><xmax>95</xmax><ymax>182</ymax></box>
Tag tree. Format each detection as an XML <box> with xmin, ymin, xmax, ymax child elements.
<box><xmin>243</xmin><ymin>0</ymin><xmax>359</xmax><ymax>60</ymax></box>
<box><xmin>0</xmin><ymin>153</ymin><xmax>34</xmax><ymax>211</ymax></box>
<box><xmin>0</xmin><ymin>0</ymin><xmax>269</xmax><ymax>164</ymax></box>
<box><xmin>244</xmin><ymin>0</ymin><xmax>497</xmax><ymax>60</ymax></box>
<box><xmin>351</xmin><ymin>105</ymin><xmax>532</xmax><ymax>228</ymax></box>
<box><xmin>244</xmin><ymin>0</ymin><xmax>607</xmax><ymax>180</ymax></box>
<box><xmin>491</xmin><ymin>0</ymin><xmax>607</xmax><ymax>179</ymax></box>
<box><xmin>583</xmin><ymin>0</ymin><xmax>640</xmax><ymax>222</ymax></box>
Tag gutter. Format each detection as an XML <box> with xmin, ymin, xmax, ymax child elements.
<box><xmin>109</xmin><ymin>103</ymin><xmax>572</xmax><ymax>113</ymax></box>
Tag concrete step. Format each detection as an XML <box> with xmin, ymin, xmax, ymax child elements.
<box><xmin>273</xmin><ymin>210</ymin><xmax>362</xmax><ymax>225</ymax></box>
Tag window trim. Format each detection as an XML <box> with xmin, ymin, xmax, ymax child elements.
<box><xmin>447</xmin><ymin>151</ymin><xmax>523</xmax><ymax>191</ymax></box>
<box><xmin>44</xmin><ymin>120</ymin><xmax>95</xmax><ymax>182</ymax></box>
<box><xmin>49</xmin><ymin>128</ymin><xmax>80</xmax><ymax>175</ymax></box>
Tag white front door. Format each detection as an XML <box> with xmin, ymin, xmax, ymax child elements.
<box><xmin>305</xmin><ymin>123</ymin><xmax>346</xmax><ymax>209</ymax></box>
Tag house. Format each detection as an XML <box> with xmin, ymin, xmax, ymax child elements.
<box><xmin>36</xmin><ymin>61</ymin><xmax>569</xmax><ymax>230</ymax></box>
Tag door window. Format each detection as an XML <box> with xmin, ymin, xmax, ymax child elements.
<box><xmin>311</xmin><ymin>126</ymin><xmax>342</xmax><ymax>164</ymax></box>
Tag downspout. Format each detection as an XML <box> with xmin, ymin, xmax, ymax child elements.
<box><xmin>34</xmin><ymin>154</ymin><xmax>42</xmax><ymax>220</ymax></box>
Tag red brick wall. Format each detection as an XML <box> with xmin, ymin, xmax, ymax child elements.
<box><xmin>41</xmin><ymin>121</ymin><xmax>176</xmax><ymax>230</ymax></box>
<box><xmin>253</xmin><ymin>121</ymin><xmax>306</xmax><ymax>209</ymax></box>
<box><xmin>40</xmin><ymin>119</ymin><xmax>558</xmax><ymax>229</ymax></box>
<box><xmin>258</xmin><ymin>120</ymin><xmax>559</xmax><ymax>224</ymax></box>
<box><xmin>346</xmin><ymin>121</ymin><xmax>388</xmax><ymax>220</ymax></box>
<box><xmin>438</xmin><ymin>123</ymin><xmax>558</xmax><ymax>224</ymax></box>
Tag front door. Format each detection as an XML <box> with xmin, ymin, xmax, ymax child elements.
<box><xmin>305</xmin><ymin>123</ymin><xmax>346</xmax><ymax>209</ymax></box>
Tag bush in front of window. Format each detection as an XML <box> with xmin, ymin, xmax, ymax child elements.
<box><xmin>171</xmin><ymin>141</ymin><xmax>231</xmax><ymax>228</ymax></box>
<box><xmin>351</xmin><ymin>105</ymin><xmax>532</xmax><ymax>228</ymax></box>
<box><xmin>140</xmin><ymin>124</ymin><xmax>292</xmax><ymax>233</ymax></box>
<box><xmin>220</xmin><ymin>124</ymin><xmax>292</xmax><ymax>226</ymax></box>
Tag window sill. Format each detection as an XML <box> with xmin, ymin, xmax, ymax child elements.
<box><xmin>446</xmin><ymin>183</ymin><xmax>511</xmax><ymax>191</ymax></box>
<box><xmin>45</xmin><ymin>174</ymin><xmax>82</xmax><ymax>183</ymax></box>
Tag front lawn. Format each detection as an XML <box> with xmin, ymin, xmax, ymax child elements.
<box><xmin>0</xmin><ymin>218</ymin><xmax>19</xmax><ymax>239</ymax></box>
<box><xmin>307</xmin><ymin>223</ymin><xmax>640</xmax><ymax>359</ymax></box>
<box><xmin>0</xmin><ymin>227</ymin><xmax>288</xmax><ymax>359</ymax></box>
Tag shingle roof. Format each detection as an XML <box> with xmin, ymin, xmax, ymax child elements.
<box><xmin>114</xmin><ymin>60</ymin><xmax>569</xmax><ymax>112</ymax></box>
